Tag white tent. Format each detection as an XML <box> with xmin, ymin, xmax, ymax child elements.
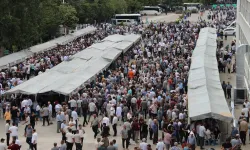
<box><xmin>29</xmin><ymin>26</ymin><xmax>97</xmax><ymax>53</ymax></box>
<box><xmin>102</xmin><ymin>34</ymin><xmax>141</xmax><ymax>43</ymax></box>
<box><xmin>0</xmin><ymin>50</ymin><xmax>33</xmax><ymax>70</ymax></box>
<box><xmin>188</xmin><ymin>27</ymin><xmax>232</xmax><ymax>122</ymax></box>
<box><xmin>6</xmin><ymin>33</ymin><xmax>141</xmax><ymax>96</ymax></box>
<box><xmin>0</xmin><ymin>26</ymin><xmax>97</xmax><ymax>70</ymax></box>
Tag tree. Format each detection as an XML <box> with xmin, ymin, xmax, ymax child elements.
<box><xmin>39</xmin><ymin>0</ymin><xmax>63</xmax><ymax>41</ymax></box>
<box><xmin>59</xmin><ymin>4</ymin><xmax>79</xmax><ymax>29</ymax></box>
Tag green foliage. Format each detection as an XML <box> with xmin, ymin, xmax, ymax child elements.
<box><xmin>0</xmin><ymin>0</ymin><xmax>173</xmax><ymax>51</ymax></box>
<box><xmin>59</xmin><ymin>4</ymin><xmax>79</xmax><ymax>28</ymax></box>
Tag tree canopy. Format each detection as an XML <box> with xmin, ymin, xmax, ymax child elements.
<box><xmin>0</xmin><ymin>0</ymin><xmax>209</xmax><ymax>51</ymax></box>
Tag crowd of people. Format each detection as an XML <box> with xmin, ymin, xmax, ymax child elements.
<box><xmin>0</xmin><ymin>5</ymin><xmax>240</xmax><ymax>150</ymax></box>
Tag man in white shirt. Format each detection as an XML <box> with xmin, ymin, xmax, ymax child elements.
<box><xmin>71</xmin><ymin>108</ymin><xmax>78</xmax><ymax>129</ymax></box>
<box><xmin>102</xmin><ymin>115</ymin><xmax>110</xmax><ymax>126</ymax></box>
<box><xmin>66</xmin><ymin>129</ymin><xmax>74</xmax><ymax>150</ymax></box>
<box><xmin>112</xmin><ymin>115</ymin><xmax>118</xmax><ymax>136</ymax></box>
<box><xmin>68</xmin><ymin>98</ymin><xmax>77</xmax><ymax>110</ymax></box>
<box><xmin>242</xmin><ymin>105</ymin><xmax>249</xmax><ymax>122</ymax></box>
<box><xmin>48</xmin><ymin>101</ymin><xmax>53</xmax><ymax>124</ymax></box>
<box><xmin>74</xmin><ymin>130</ymin><xmax>82</xmax><ymax>149</ymax></box>
<box><xmin>156</xmin><ymin>138</ymin><xmax>165</xmax><ymax>150</ymax></box>
<box><xmin>21</xmin><ymin>99</ymin><xmax>28</xmax><ymax>108</ymax></box>
<box><xmin>31</xmin><ymin>129</ymin><xmax>37</xmax><ymax>150</ymax></box>
<box><xmin>0</xmin><ymin>138</ymin><xmax>7</xmax><ymax>150</ymax></box>
<box><xmin>88</xmin><ymin>100</ymin><xmax>96</xmax><ymax>122</ymax></box>
<box><xmin>139</xmin><ymin>138</ymin><xmax>148</xmax><ymax>150</ymax></box>
<box><xmin>198</xmin><ymin>123</ymin><xmax>206</xmax><ymax>149</ymax></box>
<box><xmin>8</xmin><ymin>123</ymin><xmax>18</xmax><ymax>140</ymax></box>
<box><xmin>116</xmin><ymin>105</ymin><xmax>122</xmax><ymax>125</ymax></box>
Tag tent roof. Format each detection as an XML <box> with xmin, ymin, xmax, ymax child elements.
<box><xmin>0</xmin><ymin>26</ymin><xmax>97</xmax><ymax>70</ymax></box>
<box><xmin>0</xmin><ymin>50</ymin><xmax>33</xmax><ymax>70</ymax></box>
<box><xmin>7</xmin><ymin>34</ymin><xmax>141</xmax><ymax>96</ymax></box>
<box><xmin>188</xmin><ymin>27</ymin><xmax>232</xmax><ymax>122</ymax></box>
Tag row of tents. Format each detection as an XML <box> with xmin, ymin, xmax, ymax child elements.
<box><xmin>6</xmin><ymin>34</ymin><xmax>141</xmax><ymax>96</ymax></box>
<box><xmin>188</xmin><ymin>27</ymin><xmax>233</xmax><ymax>123</ymax></box>
<box><xmin>0</xmin><ymin>26</ymin><xmax>97</xmax><ymax>70</ymax></box>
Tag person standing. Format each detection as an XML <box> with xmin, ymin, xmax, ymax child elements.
<box><xmin>31</xmin><ymin>129</ymin><xmax>38</xmax><ymax>150</ymax></box>
<box><xmin>60</xmin><ymin>120</ymin><xmax>67</xmax><ymax>142</ymax></box>
<box><xmin>140</xmin><ymin>121</ymin><xmax>148</xmax><ymax>140</ymax></box>
<box><xmin>239</xmin><ymin>118</ymin><xmax>248</xmax><ymax>145</ymax></box>
<box><xmin>139</xmin><ymin>138</ymin><xmax>148</xmax><ymax>150</ymax></box>
<box><xmin>48</xmin><ymin>101</ymin><xmax>53</xmax><ymax>125</ymax></box>
<box><xmin>170</xmin><ymin>142</ymin><xmax>181</xmax><ymax>150</ymax></box>
<box><xmin>51</xmin><ymin>143</ymin><xmax>59</xmax><ymax>150</ymax></box>
<box><xmin>156</xmin><ymin>138</ymin><xmax>165</xmax><ymax>150</ymax></box>
<box><xmin>66</xmin><ymin>128</ymin><xmax>74</xmax><ymax>150</ymax></box>
<box><xmin>56</xmin><ymin>112</ymin><xmax>63</xmax><ymax>133</ymax></box>
<box><xmin>91</xmin><ymin>114</ymin><xmax>99</xmax><ymax>139</ymax></box>
<box><xmin>68</xmin><ymin>98</ymin><xmax>77</xmax><ymax>110</ymax></box>
<box><xmin>121</xmin><ymin>125</ymin><xmax>129</xmax><ymax>150</ymax></box>
<box><xmin>132</xmin><ymin>119</ymin><xmax>140</xmax><ymax>143</ymax></box>
<box><xmin>7</xmin><ymin>140</ymin><xmax>20</xmax><ymax>150</ymax></box>
<box><xmin>187</xmin><ymin>132</ymin><xmax>196</xmax><ymax>150</ymax></box>
<box><xmin>59</xmin><ymin>140</ymin><xmax>67</xmax><ymax>150</ymax></box>
<box><xmin>25</xmin><ymin>124</ymin><xmax>33</xmax><ymax>150</ymax></box>
<box><xmin>30</xmin><ymin>112</ymin><xmax>37</xmax><ymax>129</ymax></box>
<box><xmin>4</xmin><ymin>109</ymin><xmax>11</xmax><ymax>123</ymax></box>
<box><xmin>41</xmin><ymin>105</ymin><xmax>49</xmax><ymax>126</ymax></box>
<box><xmin>0</xmin><ymin>138</ymin><xmax>7</xmax><ymax>150</ymax></box>
<box><xmin>226</xmin><ymin>82</ymin><xmax>232</xmax><ymax>99</ymax></box>
<box><xmin>71</xmin><ymin>108</ymin><xmax>78</xmax><ymax>129</ymax></box>
<box><xmin>152</xmin><ymin>119</ymin><xmax>159</xmax><ymax>144</ymax></box>
<box><xmin>164</xmin><ymin>130</ymin><xmax>172</xmax><ymax>150</ymax></box>
<box><xmin>107</xmin><ymin>141</ymin><xmax>116</xmax><ymax>150</ymax></box>
<box><xmin>88</xmin><ymin>100</ymin><xmax>97</xmax><ymax>122</ymax></box>
<box><xmin>221</xmin><ymin>81</ymin><xmax>227</xmax><ymax>97</ymax></box>
<box><xmin>11</xmin><ymin>106</ymin><xmax>19</xmax><ymax>127</ymax></box>
<box><xmin>76</xmin><ymin>99</ymin><xmax>82</xmax><ymax>117</ymax></box>
<box><xmin>112</xmin><ymin>115</ymin><xmax>118</xmax><ymax>137</ymax></box>
<box><xmin>241</xmin><ymin>105</ymin><xmax>249</xmax><ymax>122</ymax></box>
<box><xmin>8</xmin><ymin>123</ymin><xmax>18</xmax><ymax>141</ymax></box>
<box><xmin>198</xmin><ymin>123</ymin><xmax>206</xmax><ymax>149</ymax></box>
<box><xmin>5</xmin><ymin>120</ymin><xmax>10</xmax><ymax>146</ymax></box>
<box><xmin>74</xmin><ymin>130</ymin><xmax>82</xmax><ymax>150</ymax></box>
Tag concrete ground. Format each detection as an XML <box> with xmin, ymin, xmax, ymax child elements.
<box><xmin>0</xmin><ymin>12</ymin><xmax>248</xmax><ymax>150</ymax></box>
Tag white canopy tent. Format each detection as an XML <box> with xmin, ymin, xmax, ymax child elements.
<box><xmin>0</xmin><ymin>50</ymin><xmax>33</xmax><ymax>70</ymax></box>
<box><xmin>7</xmin><ymin>34</ymin><xmax>141</xmax><ymax>96</ymax></box>
<box><xmin>0</xmin><ymin>26</ymin><xmax>97</xmax><ymax>70</ymax></box>
<box><xmin>188</xmin><ymin>27</ymin><xmax>232</xmax><ymax>122</ymax></box>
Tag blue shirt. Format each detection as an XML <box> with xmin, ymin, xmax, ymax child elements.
<box><xmin>178</xmin><ymin>82</ymin><xmax>183</xmax><ymax>89</ymax></box>
<box><xmin>152</xmin><ymin>123</ymin><xmax>158</xmax><ymax>133</ymax></box>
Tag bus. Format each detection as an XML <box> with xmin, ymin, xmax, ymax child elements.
<box><xmin>183</xmin><ymin>3</ymin><xmax>202</xmax><ymax>11</ymax></box>
<box><xmin>113</xmin><ymin>14</ymin><xmax>141</xmax><ymax>25</ymax></box>
<box><xmin>140</xmin><ymin>6</ymin><xmax>162</xmax><ymax>16</ymax></box>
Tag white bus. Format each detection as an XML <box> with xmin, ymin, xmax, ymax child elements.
<box><xmin>183</xmin><ymin>3</ymin><xmax>202</xmax><ymax>11</ymax></box>
<box><xmin>140</xmin><ymin>6</ymin><xmax>162</xmax><ymax>16</ymax></box>
<box><xmin>113</xmin><ymin>14</ymin><xmax>141</xmax><ymax>25</ymax></box>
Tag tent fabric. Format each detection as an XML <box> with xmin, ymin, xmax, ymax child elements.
<box><xmin>188</xmin><ymin>27</ymin><xmax>232</xmax><ymax>123</ymax></box>
<box><xmin>29</xmin><ymin>26</ymin><xmax>97</xmax><ymax>53</ymax></box>
<box><xmin>0</xmin><ymin>50</ymin><xmax>33</xmax><ymax>70</ymax></box>
<box><xmin>0</xmin><ymin>26</ymin><xmax>97</xmax><ymax>70</ymax></box>
<box><xmin>112</xmin><ymin>41</ymin><xmax>134</xmax><ymax>52</ymax></box>
<box><xmin>7</xmin><ymin>34</ymin><xmax>141</xmax><ymax>96</ymax></box>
